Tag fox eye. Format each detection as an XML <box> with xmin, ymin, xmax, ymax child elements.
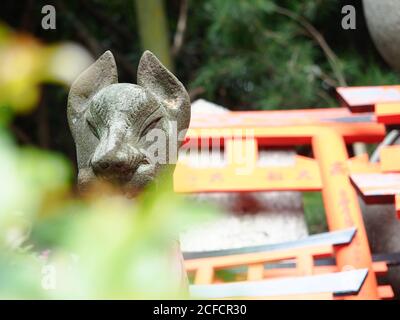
<box><xmin>141</xmin><ymin>117</ymin><xmax>162</xmax><ymax>137</ymax></box>
<box><xmin>86</xmin><ymin>118</ymin><xmax>99</xmax><ymax>139</ymax></box>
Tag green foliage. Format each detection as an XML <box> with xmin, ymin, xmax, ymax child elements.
<box><xmin>342</xmin><ymin>52</ymin><xmax>400</xmax><ymax>86</ymax></box>
<box><xmin>302</xmin><ymin>192</ymin><xmax>327</xmax><ymax>234</ymax></box>
<box><xmin>0</xmin><ymin>129</ymin><xmax>74</xmax><ymax>298</ymax></box>
<box><xmin>187</xmin><ymin>0</ymin><xmax>400</xmax><ymax>109</ymax></box>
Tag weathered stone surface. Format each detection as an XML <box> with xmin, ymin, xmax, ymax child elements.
<box><xmin>363</xmin><ymin>0</ymin><xmax>400</xmax><ymax>71</ymax></box>
<box><xmin>67</xmin><ymin>50</ymin><xmax>190</xmax><ymax>194</ymax></box>
<box><xmin>360</xmin><ymin>199</ymin><xmax>400</xmax><ymax>297</ymax></box>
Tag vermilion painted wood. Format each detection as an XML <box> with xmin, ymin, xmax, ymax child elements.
<box><xmin>189</xmin><ymin>108</ymin><xmax>365</xmax><ymax>128</ymax></box>
<box><xmin>380</xmin><ymin>145</ymin><xmax>400</xmax><ymax>172</ymax></box>
<box><xmin>246</xmin><ymin>293</ymin><xmax>333</xmax><ymax>300</ymax></box>
<box><xmin>186</xmin><ymin>244</ymin><xmax>333</xmax><ymax>271</ymax></box>
<box><xmin>312</xmin><ymin>129</ymin><xmax>379</xmax><ymax>299</ymax></box>
<box><xmin>375</xmin><ymin>103</ymin><xmax>400</xmax><ymax>124</ymax></box>
<box><xmin>174</xmin><ymin>154</ymin><xmax>322</xmax><ymax>193</ymax></box>
<box><xmin>347</xmin><ymin>154</ymin><xmax>381</xmax><ymax>173</ymax></box>
<box><xmin>337</xmin><ymin>86</ymin><xmax>400</xmax><ymax>112</ymax></box>
<box><xmin>209</xmin><ymin>262</ymin><xmax>392</xmax><ymax>299</ymax></box>
<box><xmin>247</xmin><ymin>264</ymin><xmax>265</xmax><ymax>281</ymax></box>
<box><xmin>184</xmin><ymin>126</ymin><xmax>385</xmax><ymax>147</ymax></box>
<box><xmin>377</xmin><ymin>286</ymin><xmax>395</xmax><ymax>300</ymax></box>
<box><xmin>190</xmin><ymin>269</ymin><xmax>368</xmax><ymax>299</ymax></box>
<box><xmin>257</xmin><ymin>261</ymin><xmax>388</xmax><ymax>279</ymax></box>
<box><xmin>350</xmin><ymin>150</ymin><xmax>400</xmax><ymax>219</ymax></box>
<box><xmin>234</xmin><ymin>261</ymin><xmax>392</xmax><ymax>299</ymax></box>
<box><xmin>350</xmin><ymin>173</ymin><xmax>400</xmax><ymax>203</ymax></box>
<box><xmin>175</xmin><ymin>154</ymin><xmax>379</xmax><ymax>194</ymax></box>
<box><xmin>396</xmin><ymin>195</ymin><xmax>400</xmax><ymax>219</ymax></box>
<box><xmin>187</xmin><ymin>244</ymin><xmax>335</xmax><ymax>286</ymax></box>
<box><xmin>184</xmin><ymin>108</ymin><xmax>385</xmax><ymax>147</ymax></box>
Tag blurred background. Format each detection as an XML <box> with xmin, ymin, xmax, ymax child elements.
<box><xmin>1</xmin><ymin>0</ymin><xmax>400</xmax><ymax>298</ymax></box>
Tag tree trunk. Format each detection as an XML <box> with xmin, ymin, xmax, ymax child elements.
<box><xmin>134</xmin><ymin>0</ymin><xmax>174</xmax><ymax>71</ymax></box>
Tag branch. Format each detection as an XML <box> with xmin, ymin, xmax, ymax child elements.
<box><xmin>172</xmin><ymin>0</ymin><xmax>188</xmax><ymax>57</ymax></box>
<box><xmin>112</xmin><ymin>51</ymin><xmax>137</xmax><ymax>81</ymax></box>
<box><xmin>56</xmin><ymin>0</ymin><xmax>101</xmax><ymax>55</ymax></box>
<box><xmin>79</xmin><ymin>0</ymin><xmax>133</xmax><ymax>42</ymax></box>
<box><xmin>188</xmin><ymin>86</ymin><xmax>205</xmax><ymax>101</ymax></box>
<box><xmin>10</xmin><ymin>124</ymin><xmax>32</xmax><ymax>145</ymax></box>
<box><xmin>273</xmin><ymin>5</ymin><xmax>347</xmax><ymax>87</ymax></box>
<box><xmin>56</xmin><ymin>0</ymin><xmax>136</xmax><ymax>79</ymax></box>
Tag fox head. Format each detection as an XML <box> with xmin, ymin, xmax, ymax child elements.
<box><xmin>67</xmin><ymin>51</ymin><xmax>190</xmax><ymax>196</ymax></box>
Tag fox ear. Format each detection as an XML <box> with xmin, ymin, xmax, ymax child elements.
<box><xmin>67</xmin><ymin>51</ymin><xmax>118</xmax><ymax>126</ymax></box>
<box><xmin>137</xmin><ymin>50</ymin><xmax>190</xmax><ymax>133</ymax></box>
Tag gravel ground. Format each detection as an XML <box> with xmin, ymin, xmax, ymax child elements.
<box><xmin>180</xmin><ymin>188</ymin><xmax>308</xmax><ymax>252</ymax></box>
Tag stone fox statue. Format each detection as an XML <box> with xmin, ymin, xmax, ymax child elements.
<box><xmin>67</xmin><ymin>50</ymin><xmax>190</xmax><ymax>195</ymax></box>
<box><xmin>67</xmin><ymin>50</ymin><xmax>190</xmax><ymax>293</ymax></box>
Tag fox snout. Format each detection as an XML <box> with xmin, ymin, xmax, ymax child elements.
<box><xmin>91</xmin><ymin>144</ymin><xmax>148</xmax><ymax>184</ymax></box>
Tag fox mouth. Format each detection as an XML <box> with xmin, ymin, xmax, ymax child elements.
<box><xmin>77</xmin><ymin>163</ymin><xmax>157</xmax><ymax>198</ymax></box>
<box><xmin>97</xmin><ymin>173</ymin><xmax>134</xmax><ymax>186</ymax></box>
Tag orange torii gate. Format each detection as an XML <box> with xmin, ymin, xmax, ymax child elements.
<box><xmin>184</xmin><ymin>228</ymin><xmax>393</xmax><ymax>299</ymax></box>
<box><xmin>174</xmin><ymin>107</ymin><xmax>387</xmax><ymax>299</ymax></box>
<box><xmin>337</xmin><ymin>85</ymin><xmax>400</xmax><ymax>218</ymax></box>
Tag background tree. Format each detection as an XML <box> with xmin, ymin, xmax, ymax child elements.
<box><xmin>134</xmin><ymin>0</ymin><xmax>174</xmax><ymax>71</ymax></box>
